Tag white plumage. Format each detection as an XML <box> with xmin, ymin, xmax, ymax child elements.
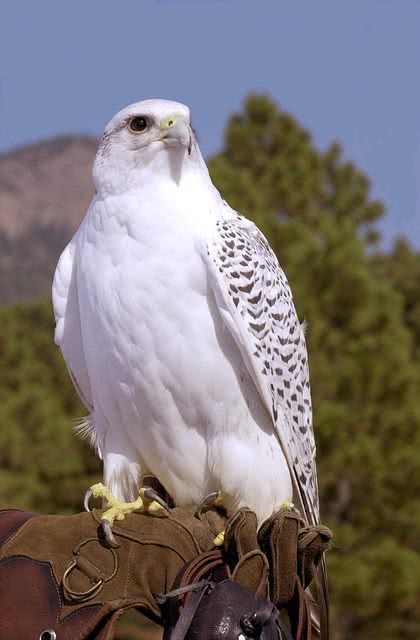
<box><xmin>53</xmin><ymin>99</ymin><xmax>319</xmax><ymax>525</ymax></box>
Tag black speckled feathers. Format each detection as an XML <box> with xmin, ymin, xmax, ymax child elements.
<box><xmin>206</xmin><ymin>215</ymin><xmax>319</xmax><ymax>525</ymax></box>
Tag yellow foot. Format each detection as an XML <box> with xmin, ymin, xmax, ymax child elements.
<box><xmin>214</xmin><ymin>490</ymin><xmax>225</xmax><ymax>508</ymax></box>
<box><xmin>213</xmin><ymin>491</ymin><xmax>226</xmax><ymax>546</ymax></box>
<box><xmin>213</xmin><ymin>530</ymin><xmax>225</xmax><ymax>546</ymax></box>
<box><xmin>279</xmin><ymin>500</ymin><xmax>295</xmax><ymax>510</ymax></box>
<box><xmin>84</xmin><ymin>482</ymin><xmax>170</xmax><ymax>547</ymax></box>
<box><xmin>212</xmin><ymin>491</ymin><xmax>226</xmax><ymax>545</ymax></box>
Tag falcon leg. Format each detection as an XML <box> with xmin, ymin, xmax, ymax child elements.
<box><xmin>84</xmin><ymin>449</ymin><xmax>173</xmax><ymax>545</ymax></box>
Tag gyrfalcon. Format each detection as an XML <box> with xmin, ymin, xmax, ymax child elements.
<box><xmin>52</xmin><ymin>99</ymin><xmax>319</xmax><ymax>533</ymax></box>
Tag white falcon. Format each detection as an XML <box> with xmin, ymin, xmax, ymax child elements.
<box><xmin>52</xmin><ymin>99</ymin><xmax>319</xmax><ymax>531</ymax></box>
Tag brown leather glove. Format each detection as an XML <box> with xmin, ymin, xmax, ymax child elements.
<box><xmin>258</xmin><ymin>507</ymin><xmax>333</xmax><ymax>640</ymax></box>
<box><xmin>0</xmin><ymin>506</ymin><xmax>224</xmax><ymax>640</ymax></box>
<box><xmin>0</xmin><ymin>505</ymin><xmax>332</xmax><ymax>640</ymax></box>
<box><xmin>297</xmin><ymin>524</ymin><xmax>333</xmax><ymax>589</ymax></box>
<box><xmin>223</xmin><ymin>508</ymin><xmax>269</xmax><ymax>599</ymax></box>
<box><xmin>257</xmin><ymin>507</ymin><xmax>303</xmax><ymax>607</ymax></box>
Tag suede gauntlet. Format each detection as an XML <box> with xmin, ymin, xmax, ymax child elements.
<box><xmin>0</xmin><ymin>507</ymin><xmax>223</xmax><ymax>640</ymax></box>
<box><xmin>0</xmin><ymin>505</ymin><xmax>332</xmax><ymax>640</ymax></box>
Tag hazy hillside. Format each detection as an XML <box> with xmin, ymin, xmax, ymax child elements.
<box><xmin>0</xmin><ymin>136</ymin><xmax>97</xmax><ymax>305</ymax></box>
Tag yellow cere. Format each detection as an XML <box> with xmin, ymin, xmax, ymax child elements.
<box><xmin>162</xmin><ymin>114</ymin><xmax>183</xmax><ymax>129</ymax></box>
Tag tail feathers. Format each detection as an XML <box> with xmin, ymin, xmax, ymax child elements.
<box><xmin>307</xmin><ymin>557</ymin><xmax>329</xmax><ymax>639</ymax></box>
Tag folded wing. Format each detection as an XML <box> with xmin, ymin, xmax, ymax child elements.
<box><xmin>204</xmin><ymin>215</ymin><xmax>319</xmax><ymax>526</ymax></box>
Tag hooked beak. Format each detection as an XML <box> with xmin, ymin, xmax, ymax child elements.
<box><xmin>160</xmin><ymin>115</ymin><xmax>192</xmax><ymax>156</ymax></box>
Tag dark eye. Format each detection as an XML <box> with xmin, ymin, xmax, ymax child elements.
<box><xmin>128</xmin><ymin>116</ymin><xmax>148</xmax><ymax>133</ymax></box>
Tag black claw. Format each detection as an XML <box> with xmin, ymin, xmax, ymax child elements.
<box><xmin>143</xmin><ymin>487</ymin><xmax>171</xmax><ymax>512</ymax></box>
<box><xmin>100</xmin><ymin>520</ymin><xmax>120</xmax><ymax>548</ymax></box>
<box><xmin>84</xmin><ymin>488</ymin><xmax>93</xmax><ymax>512</ymax></box>
<box><xmin>195</xmin><ymin>491</ymin><xmax>220</xmax><ymax>516</ymax></box>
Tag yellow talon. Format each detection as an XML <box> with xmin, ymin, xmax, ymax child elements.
<box><xmin>213</xmin><ymin>530</ymin><xmax>225</xmax><ymax>546</ymax></box>
<box><xmin>139</xmin><ymin>488</ymin><xmax>165</xmax><ymax>514</ymax></box>
<box><xmin>89</xmin><ymin>482</ymin><xmax>144</xmax><ymax>526</ymax></box>
<box><xmin>214</xmin><ymin>490</ymin><xmax>225</xmax><ymax>508</ymax></box>
<box><xmin>280</xmin><ymin>500</ymin><xmax>294</xmax><ymax>510</ymax></box>
<box><xmin>87</xmin><ymin>482</ymin><xmax>170</xmax><ymax>528</ymax></box>
<box><xmin>90</xmin><ymin>482</ymin><xmax>115</xmax><ymax>503</ymax></box>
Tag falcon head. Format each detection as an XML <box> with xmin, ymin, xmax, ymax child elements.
<box><xmin>93</xmin><ymin>99</ymin><xmax>196</xmax><ymax>194</ymax></box>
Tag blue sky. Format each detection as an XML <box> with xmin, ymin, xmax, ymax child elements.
<box><xmin>1</xmin><ymin>0</ymin><xmax>419</xmax><ymax>247</ymax></box>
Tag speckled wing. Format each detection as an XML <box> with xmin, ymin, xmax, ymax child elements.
<box><xmin>204</xmin><ymin>214</ymin><xmax>319</xmax><ymax>525</ymax></box>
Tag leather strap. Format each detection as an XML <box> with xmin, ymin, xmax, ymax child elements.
<box><xmin>276</xmin><ymin>617</ymin><xmax>295</xmax><ymax>640</ymax></box>
<box><xmin>176</xmin><ymin>550</ymin><xmax>225</xmax><ymax>602</ymax></box>
<box><xmin>287</xmin><ymin>577</ymin><xmax>312</xmax><ymax>640</ymax></box>
<box><xmin>165</xmin><ymin>583</ymin><xmax>210</xmax><ymax>640</ymax></box>
<box><xmin>62</xmin><ymin>539</ymin><xmax>119</xmax><ymax>603</ymax></box>
<box><xmin>158</xmin><ymin>550</ymin><xmax>228</xmax><ymax>640</ymax></box>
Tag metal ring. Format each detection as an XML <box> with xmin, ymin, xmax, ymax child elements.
<box><xmin>39</xmin><ymin>630</ymin><xmax>57</xmax><ymax>640</ymax></box>
<box><xmin>62</xmin><ymin>540</ymin><xmax>118</xmax><ymax>603</ymax></box>
<box><xmin>62</xmin><ymin>559</ymin><xmax>104</xmax><ymax>602</ymax></box>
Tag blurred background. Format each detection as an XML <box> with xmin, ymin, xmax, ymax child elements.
<box><xmin>1</xmin><ymin>1</ymin><xmax>420</xmax><ymax>638</ymax></box>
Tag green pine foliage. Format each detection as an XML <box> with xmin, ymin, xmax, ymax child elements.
<box><xmin>0</xmin><ymin>301</ymin><xmax>99</xmax><ymax>513</ymax></box>
<box><xmin>1</xmin><ymin>94</ymin><xmax>419</xmax><ymax>639</ymax></box>
<box><xmin>209</xmin><ymin>95</ymin><xmax>420</xmax><ymax>639</ymax></box>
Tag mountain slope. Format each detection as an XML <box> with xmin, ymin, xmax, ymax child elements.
<box><xmin>0</xmin><ymin>136</ymin><xmax>97</xmax><ymax>305</ymax></box>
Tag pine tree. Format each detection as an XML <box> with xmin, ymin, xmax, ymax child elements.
<box><xmin>209</xmin><ymin>94</ymin><xmax>420</xmax><ymax>639</ymax></box>
<box><xmin>0</xmin><ymin>300</ymin><xmax>99</xmax><ymax>513</ymax></box>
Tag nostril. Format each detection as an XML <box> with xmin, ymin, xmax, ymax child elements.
<box><xmin>168</xmin><ymin>119</ymin><xmax>174</xmax><ymax>127</ymax></box>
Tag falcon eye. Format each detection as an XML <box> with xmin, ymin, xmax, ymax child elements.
<box><xmin>128</xmin><ymin>116</ymin><xmax>149</xmax><ymax>133</ymax></box>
